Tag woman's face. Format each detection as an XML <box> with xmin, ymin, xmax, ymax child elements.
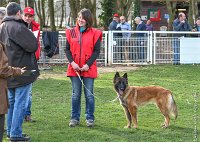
<box><xmin>77</xmin><ymin>14</ymin><xmax>86</xmax><ymax>27</ymax></box>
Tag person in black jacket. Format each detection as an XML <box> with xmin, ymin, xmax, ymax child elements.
<box><xmin>172</xmin><ymin>12</ymin><xmax>193</xmax><ymax>65</ymax></box>
<box><xmin>0</xmin><ymin>2</ymin><xmax>39</xmax><ymax>142</ymax></box>
<box><xmin>134</xmin><ymin>17</ymin><xmax>147</xmax><ymax>61</ymax></box>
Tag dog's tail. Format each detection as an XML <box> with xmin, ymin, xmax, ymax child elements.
<box><xmin>168</xmin><ymin>94</ymin><xmax>178</xmax><ymax>122</ymax></box>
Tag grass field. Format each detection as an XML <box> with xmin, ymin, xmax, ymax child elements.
<box><xmin>3</xmin><ymin>65</ymin><xmax>199</xmax><ymax>142</ymax></box>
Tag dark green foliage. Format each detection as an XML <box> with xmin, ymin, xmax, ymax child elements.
<box><xmin>98</xmin><ymin>0</ymin><xmax>115</xmax><ymax>30</ymax></box>
<box><xmin>132</xmin><ymin>0</ymin><xmax>141</xmax><ymax>30</ymax></box>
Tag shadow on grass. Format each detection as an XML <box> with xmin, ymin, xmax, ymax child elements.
<box><xmin>92</xmin><ymin>123</ymin><xmax>195</xmax><ymax>142</ymax></box>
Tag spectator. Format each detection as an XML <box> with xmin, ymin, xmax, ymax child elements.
<box><xmin>194</xmin><ymin>19</ymin><xmax>200</xmax><ymax>32</ymax></box>
<box><xmin>0</xmin><ymin>7</ymin><xmax>25</xmax><ymax>142</ymax></box>
<box><xmin>118</xmin><ymin>16</ymin><xmax>131</xmax><ymax>40</ymax></box>
<box><xmin>134</xmin><ymin>17</ymin><xmax>146</xmax><ymax>61</ymax></box>
<box><xmin>117</xmin><ymin>16</ymin><xmax>131</xmax><ymax>62</ymax></box>
<box><xmin>65</xmin><ymin>8</ymin><xmax>102</xmax><ymax>127</ymax></box>
<box><xmin>109</xmin><ymin>13</ymin><xmax>122</xmax><ymax>37</ymax></box>
<box><xmin>0</xmin><ymin>2</ymin><xmax>39</xmax><ymax>141</ymax></box>
<box><xmin>23</xmin><ymin>6</ymin><xmax>41</xmax><ymax>123</ymax></box>
<box><xmin>146</xmin><ymin>19</ymin><xmax>153</xmax><ymax>31</ymax></box>
<box><xmin>172</xmin><ymin>12</ymin><xmax>193</xmax><ymax>65</ymax></box>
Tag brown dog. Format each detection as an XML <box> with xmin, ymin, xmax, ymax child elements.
<box><xmin>113</xmin><ymin>72</ymin><xmax>178</xmax><ymax>128</ymax></box>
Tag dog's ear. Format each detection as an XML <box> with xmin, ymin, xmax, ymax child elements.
<box><xmin>113</xmin><ymin>72</ymin><xmax>120</xmax><ymax>84</ymax></box>
<box><xmin>123</xmin><ymin>73</ymin><xmax>128</xmax><ymax>84</ymax></box>
<box><xmin>123</xmin><ymin>73</ymin><xmax>127</xmax><ymax>79</ymax></box>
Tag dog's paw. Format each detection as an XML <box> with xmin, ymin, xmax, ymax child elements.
<box><xmin>133</xmin><ymin>125</ymin><xmax>138</xmax><ymax>129</ymax></box>
<box><xmin>161</xmin><ymin>124</ymin><xmax>168</xmax><ymax>128</ymax></box>
<box><xmin>124</xmin><ymin>125</ymin><xmax>131</xmax><ymax>129</ymax></box>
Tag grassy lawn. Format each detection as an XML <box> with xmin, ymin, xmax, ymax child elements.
<box><xmin>3</xmin><ymin>65</ymin><xmax>199</xmax><ymax>142</ymax></box>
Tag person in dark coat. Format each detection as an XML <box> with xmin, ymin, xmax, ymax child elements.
<box><xmin>109</xmin><ymin>13</ymin><xmax>122</xmax><ymax>37</ymax></box>
<box><xmin>172</xmin><ymin>12</ymin><xmax>193</xmax><ymax>65</ymax></box>
<box><xmin>135</xmin><ymin>17</ymin><xmax>147</xmax><ymax>60</ymax></box>
<box><xmin>0</xmin><ymin>2</ymin><xmax>39</xmax><ymax>141</ymax></box>
<box><xmin>0</xmin><ymin>7</ymin><xmax>25</xmax><ymax>142</ymax></box>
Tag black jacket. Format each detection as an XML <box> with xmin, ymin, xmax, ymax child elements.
<box><xmin>172</xmin><ymin>18</ymin><xmax>192</xmax><ymax>37</ymax></box>
<box><xmin>0</xmin><ymin>16</ymin><xmax>39</xmax><ymax>88</ymax></box>
<box><xmin>136</xmin><ymin>21</ymin><xmax>146</xmax><ymax>37</ymax></box>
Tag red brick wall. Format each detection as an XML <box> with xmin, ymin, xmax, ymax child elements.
<box><xmin>141</xmin><ymin>2</ymin><xmax>169</xmax><ymax>31</ymax></box>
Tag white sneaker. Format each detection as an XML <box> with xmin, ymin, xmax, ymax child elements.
<box><xmin>69</xmin><ymin>119</ymin><xmax>79</xmax><ymax>127</ymax></box>
<box><xmin>86</xmin><ymin>120</ymin><xmax>95</xmax><ymax>127</ymax></box>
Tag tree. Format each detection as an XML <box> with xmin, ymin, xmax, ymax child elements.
<box><xmin>35</xmin><ymin>0</ymin><xmax>46</xmax><ymax>29</ymax></box>
<box><xmin>98</xmin><ymin>0</ymin><xmax>115</xmax><ymax>30</ymax></box>
<box><xmin>132</xmin><ymin>0</ymin><xmax>140</xmax><ymax>30</ymax></box>
<box><xmin>81</xmin><ymin>0</ymin><xmax>97</xmax><ymax>27</ymax></box>
<box><xmin>115</xmin><ymin>0</ymin><xmax>133</xmax><ymax>17</ymax></box>
<box><xmin>7</xmin><ymin>0</ymin><xmax>20</xmax><ymax>3</ymax></box>
<box><xmin>188</xmin><ymin>0</ymin><xmax>199</xmax><ymax>27</ymax></box>
<box><xmin>28</xmin><ymin>0</ymin><xmax>35</xmax><ymax>8</ymax></box>
<box><xmin>0</xmin><ymin>0</ymin><xmax>7</xmax><ymax>6</ymax></box>
<box><xmin>48</xmin><ymin>0</ymin><xmax>56</xmax><ymax>31</ymax></box>
<box><xmin>166</xmin><ymin>1</ymin><xmax>177</xmax><ymax>30</ymax></box>
<box><xmin>69</xmin><ymin>0</ymin><xmax>81</xmax><ymax>26</ymax></box>
<box><xmin>68</xmin><ymin>0</ymin><xmax>97</xmax><ymax>27</ymax></box>
<box><xmin>59</xmin><ymin>0</ymin><xmax>65</xmax><ymax>28</ymax></box>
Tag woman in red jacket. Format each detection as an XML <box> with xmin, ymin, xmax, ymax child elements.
<box><xmin>66</xmin><ymin>8</ymin><xmax>102</xmax><ymax>127</ymax></box>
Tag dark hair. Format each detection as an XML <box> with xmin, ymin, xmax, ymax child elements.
<box><xmin>78</xmin><ymin>8</ymin><xmax>93</xmax><ymax>28</ymax></box>
<box><xmin>6</xmin><ymin>2</ymin><xmax>22</xmax><ymax>16</ymax></box>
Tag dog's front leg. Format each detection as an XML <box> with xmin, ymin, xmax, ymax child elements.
<box><xmin>122</xmin><ymin>105</ymin><xmax>132</xmax><ymax>128</ymax></box>
<box><xmin>129</xmin><ymin>106</ymin><xmax>138</xmax><ymax>128</ymax></box>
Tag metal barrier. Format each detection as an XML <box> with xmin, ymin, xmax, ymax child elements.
<box><xmin>108</xmin><ymin>31</ymin><xmax>150</xmax><ymax>65</ymax></box>
<box><xmin>38</xmin><ymin>31</ymin><xmax>200</xmax><ymax>66</ymax></box>
<box><xmin>153</xmin><ymin>31</ymin><xmax>200</xmax><ymax>64</ymax></box>
<box><xmin>38</xmin><ymin>31</ymin><xmax>108</xmax><ymax>66</ymax></box>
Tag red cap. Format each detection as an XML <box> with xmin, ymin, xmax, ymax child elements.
<box><xmin>113</xmin><ymin>13</ymin><xmax>119</xmax><ymax>17</ymax></box>
<box><xmin>24</xmin><ymin>7</ymin><xmax>34</xmax><ymax>15</ymax></box>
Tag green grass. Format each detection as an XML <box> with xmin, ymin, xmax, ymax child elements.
<box><xmin>3</xmin><ymin>65</ymin><xmax>200</xmax><ymax>142</ymax></box>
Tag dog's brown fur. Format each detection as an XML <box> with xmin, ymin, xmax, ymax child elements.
<box><xmin>114</xmin><ymin>72</ymin><xmax>178</xmax><ymax>128</ymax></box>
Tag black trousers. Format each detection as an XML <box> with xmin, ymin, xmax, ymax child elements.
<box><xmin>0</xmin><ymin>114</ymin><xmax>5</xmax><ymax>142</ymax></box>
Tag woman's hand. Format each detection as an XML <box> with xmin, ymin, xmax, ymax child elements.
<box><xmin>81</xmin><ymin>64</ymin><xmax>89</xmax><ymax>71</ymax></box>
<box><xmin>71</xmin><ymin>61</ymin><xmax>81</xmax><ymax>71</ymax></box>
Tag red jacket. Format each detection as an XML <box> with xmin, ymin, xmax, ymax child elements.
<box><xmin>66</xmin><ymin>27</ymin><xmax>102</xmax><ymax>78</ymax></box>
<box><xmin>31</xmin><ymin>21</ymin><xmax>41</xmax><ymax>60</ymax></box>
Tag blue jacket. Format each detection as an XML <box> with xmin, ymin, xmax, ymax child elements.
<box><xmin>136</xmin><ymin>21</ymin><xmax>146</xmax><ymax>37</ymax></box>
<box><xmin>109</xmin><ymin>20</ymin><xmax>122</xmax><ymax>37</ymax></box>
<box><xmin>172</xmin><ymin>18</ymin><xmax>192</xmax><ymax>37</ymax></box>
<box><xmin>117</xmin><ymin>22</ymin><xmax>131</xmax><ymax>39</ymax></box>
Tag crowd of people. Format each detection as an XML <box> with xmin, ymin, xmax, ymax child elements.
<box><xmin>108</xmin><ymin>12</ymin><xmax>200</xmax><ymax>63</ymax></box>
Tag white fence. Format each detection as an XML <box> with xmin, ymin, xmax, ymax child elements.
<box><xmin>38</xmin><ymin>31</ymin><xmax>200</xmax><ymax>66</ymax></box>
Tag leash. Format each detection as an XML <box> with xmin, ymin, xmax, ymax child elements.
<box><xmin>75</xmin><ymin>71</ymin><xmax>119</xmax><ymax>103</ymax></box>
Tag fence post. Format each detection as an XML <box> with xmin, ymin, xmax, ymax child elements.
<box><xmin>149</xmin><ymin>31</ymin><xmax>153</xmax><ymax>64</ymax></box>
<box><xmin>108</xmin><ymin>31</ymin><xmax>113</xmax><ymax>66</ymax></box>
<box><xmin>153</xmin><ymin>31</ymin><xmax>156</xmax><ymax>64</ymax></box>
<box><xmin>104</xmin><ymin>31</ymin><xmax>108</xmax><ymax>66</ymax></box>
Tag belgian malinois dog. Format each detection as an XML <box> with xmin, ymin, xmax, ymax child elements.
<box><xmin>113</xmin><ymin>72</ymin><xmax>178</xmax><ymax>128</ymax></box>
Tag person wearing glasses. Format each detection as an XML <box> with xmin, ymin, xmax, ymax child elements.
<box><xmin>117</xmin><ymin>16</ymin><xmax>131</xmax><ymax>62</ymax></box>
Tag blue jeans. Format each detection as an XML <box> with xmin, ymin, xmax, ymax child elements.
<box><xmin>7</xmin><ymin>84</ymin><xmax>32</xmax><ymax>137</ymax></box>
<box><xmin>25</xmin><ymin>84</ymin><xmax>33</xmax><ymax>116</ymax></box>
<box><xmin>70</xmin><ymin>77</ymin><xmax>95</xmax><ymax>121</ymax></box>
<box><xmin>173</xmin><ymin>39</ymin><xmax>180</xmax><ymax>64</ymax></box>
